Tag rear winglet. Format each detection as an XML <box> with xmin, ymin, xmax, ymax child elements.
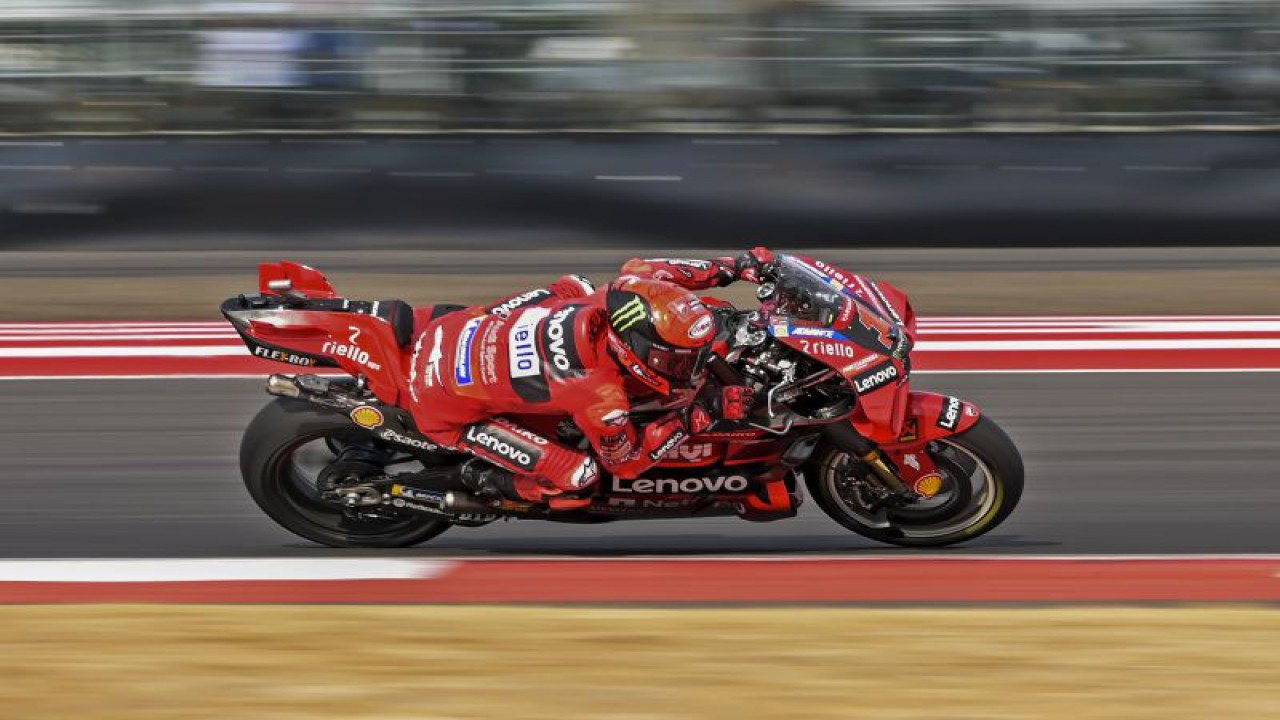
<box><xmin>259</xmin><ymin>261</ymin><xmax>339</xmax><ymax>299</ymax></box>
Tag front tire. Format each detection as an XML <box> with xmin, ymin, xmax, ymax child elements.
<box><xmin>805</xmin><ymin>415</ymin><xmax>1024</xmax><ymax>547</ymax></box>
<box><xmin>240</xmin><ymin>397</ymin><xmax>452</xmax><ymax>548</ymax></box>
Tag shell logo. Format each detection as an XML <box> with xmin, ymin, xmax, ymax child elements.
<box><xmin>914</xmin><ymin>473</ymin><xmax>945</xmax><ymax>498</ymax></box>
<box><xmin>349</xmin><ymin>406</ymin><xmax>385</xmax><ymax>429</ymax></box>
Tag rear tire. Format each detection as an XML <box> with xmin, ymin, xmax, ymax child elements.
<box><xmin>240</xmin><ymin>397</ymin><xmax>452</xmax><ymax>548</ymax></box>
<box><xmin>805</xmin><ymin>415</ymin><xmax>1024</xmax><ymax>547</ymax></box>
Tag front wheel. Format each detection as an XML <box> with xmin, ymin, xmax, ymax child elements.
<box><xmin>805</xmin><ymin>415</ymin><xmax>1024</xmax><ymax>547</ymax></box>
<box><xmin>240</xmin><ymin>397</ymin><xmax>453</xmax><ymax>548</ymax></box>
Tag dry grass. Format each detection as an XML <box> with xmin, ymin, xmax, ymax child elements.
<box><xmin>2</xmin><ymin>267</ymin><xmax>1279</xmax><ymax>320</ymax></box>
<box><xmin>0</xmin><ymin>605</ymin><xmax>1277</xmax><ymax>719</ymax></box>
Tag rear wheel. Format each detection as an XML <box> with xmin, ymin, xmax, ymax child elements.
<box><xmin>805</xmin><ymin>416</ymin><xmax>1024</xmax><ymax>547</ymax></box>
<box><xmin>240</xmin><ymin>397</ymin><xmax>453</xmax><ymax>548</ymax></box>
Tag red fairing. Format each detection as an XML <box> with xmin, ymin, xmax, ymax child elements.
<box><xmin>258</xmin><ymin>261</ymin><xmax>339</xmax><ymax>299</ymax></box>
<box><xmin>245</xmin><ymin>310</ymin><xmax>409</xmax><ymax>405</ymax></box>
<box><xmin>869</xmin><ymin>279</ymin><xmax>916</xmax><ymax>335</ymax></box>
<box><xmin>864</xmin><ymin>391</ymin><xmax>982</xmax><ymax>447</ymax></box>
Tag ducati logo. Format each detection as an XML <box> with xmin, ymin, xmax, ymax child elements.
<box><xmin>662</xmin><ymin>442</ymin><xmax>713</xmax><ymax>462</ymax></box>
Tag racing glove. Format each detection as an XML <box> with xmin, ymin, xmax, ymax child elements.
<box><xmin>733</xmin><ymin>246</ymin><xmax>776</xmax><ymax>285</ymax></box>
<box><xmin>694</xmin><ymin>382</ymin><xmax>757</xmax><ymax>423</ymax></box>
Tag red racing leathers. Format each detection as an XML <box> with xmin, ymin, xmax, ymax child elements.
<box><xmin>405</xmin><ymin>251</ymin><xmax>769</xmax><ymax>504</ymax></box>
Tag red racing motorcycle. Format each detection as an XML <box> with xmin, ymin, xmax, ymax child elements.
<box><xmin>223</xmin><ymin>253</ymin><xmax>1023</xmax><ymax>548</ymax></box>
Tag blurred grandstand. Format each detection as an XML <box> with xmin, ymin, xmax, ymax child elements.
<box><xmin>0</xmin><ymin>0</ymin><xmax>1278</xmax><ymax>132</ymax></box>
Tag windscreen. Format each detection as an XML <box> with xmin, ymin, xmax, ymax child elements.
<box><xmin>770</xmin><ymin>254</ymin><xmax>852</xmax><ymax>325</ymax></box>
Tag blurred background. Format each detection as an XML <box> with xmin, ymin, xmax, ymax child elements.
<box><xmin>3</xmin><ymin>0</ymin><xmax>1280</xmax><ymax>132</ymax></box>
<box><xmin>0</xmin><ymin>0</ymin><xmax>1279</xmax><ymax>249</ymax></box>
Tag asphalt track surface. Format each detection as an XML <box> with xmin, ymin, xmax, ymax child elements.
<box><xmin>2</xmin><ymin>372</ymin><xmax>1276</xmax><ymax>558</ymax></box>
<box><xmin>4</xmin><ymin>246</ymin><xmax>1278</xmax><ymax>278</ymax></box>
<box><xmin>6</xmin><ymin>132</ymin><xmax>1280</xmax><ymax>246</ymax></box>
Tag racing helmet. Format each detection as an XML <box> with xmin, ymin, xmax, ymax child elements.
<box><xmin>605</xmin><ymin>276</ymin><xmax>716</xmax><ymax>395</ymax></box>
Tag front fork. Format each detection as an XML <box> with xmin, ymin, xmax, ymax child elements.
<box><xmin>822</xmin><ymin>423</ymin><xmax>918</xmax><ymax>505</ymax></box>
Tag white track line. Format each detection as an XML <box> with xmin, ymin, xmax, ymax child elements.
<box><xmin>414</xmin><ymin>553</ymin><xmax>1280</xmax><ymax>562</ymax></box>
<box><xmin>0</xmin><ymin>335</ymin><xmax>239</xmax><ymax>342</ymax></box>
<box><xmin>0</xmin><ymin>559</ymin><xmax>452</xmax><ymax>582</ymax></box>
<box><xmin>1</xmin><ymin>556</ymin><xmax>1277</xmax><ymax>578</ymax></box>
<box><xmin>0</xmin><ymin>347</ymin><xmax>247</xmax><ymax>358</ymax></box>
<box><xmin>4</xmin><ymin>339</ymin><xmax>1278</xmax><ymax>358</ymax></box>
<box><xmin>2</xmin><ymin>369</ymin><xmax>1279</xmax><ymax>382</ymax></box>
<box><xmin>917</xmin><ymin>339</ymin><xmax>1280</xmax><ymax>351</ymax></box>
<box><xmin>3</xmin><ymin>317</ymin><xmax>1278</xmax><ymax>331</ymax></box>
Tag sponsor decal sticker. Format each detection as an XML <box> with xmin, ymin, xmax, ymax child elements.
<box><xmin>898</xmin><ymin>418</ymin><xmax>919</xmax><ymax>443</ymax></box>
<box><xmin>813</xmin><ymin>259</ymin><xmax>855</xmax><ymax>287</ymax></box>
<box><xmin>569</xmin><ymin>457</ymin><xmax>599</xmax><ymax>489</ymax></box>
<box><xmin>869</xmin><ymin>281</ymin><xmax>905</xmax><ymax>325</ymax></box>
<box><xmin>688</xmin><ymin>314</ymin><xmax>713</xmax><ymax>340</ymax></box>
<box><xmin>648</xmin><ymin>429</ymin><xmax>687</xmax><ymax>462</ymax></box>
<box><xmin>612</xmin><ymin>475</ymin><xmax>750</xmax><ymax>494</ymax></box>
<box><xmin>937</xmin><ymin>396</ymin><xmax>962</xmax><ymax>431</ymax></box>
<box><xmin>801</xmin><ymin>339</ymin><xmax>858</xmax><ymax>359</ymax></box>
<box><xmin>462</xmin><ymin>425</ymin><xmax>539</xmax><ymax>471</ymax></box>
<box><xmin>424</xmin><ymin>326</ymin><xmax>444</xmax><ymax>387</ymax></box>
<box><xmin>488</xmin><ymin>288</ymin><xmax>551</xmax><ymax>317</ymax></box>
<box><xmin>651</xmin><ymin>258</ymin><xmax>710</xmax><ymax>269</ymax></box>
<box><xmin>503</xmin><ymin>423</ymin><xmax>550</xmax><ymax>446</ymax></box>
<box><xmin>252</xmin><ymin>345</ymin><xmax>316</xmax><ymax>366</ymax></box>
<box><xmin>391</xmin><ymin>484</ymin><xmax>446</xmax><ymax>503</ymax></box>
<box><xmin>671</xmin><ymin>296</ymin><xmax>707</xmax><ymax>321</ymax></box>
<box><xmin>661</xmin><ymin>442</ymin><xmax>714</xmax><ymax>463</ymax></box>
<box><xmin>841</xmin><ymin>354</ymin><xmax>881</xmax><ymax>375</ymax></box>
<box><xmin>508</xmin><ymin>308</ymin><xmax>550</xmax><ymax>379</ymax></box>
<box><xmin>790</xmin><ymin>326</ymin><xmax>838</xmax><ymax>339</ymax></box>
<box><xmin>379</xmin><ymin>428</ymin><xmax>437</xmax><ymax>451</ymax></box>
<box><xmin>902</xmin><ymin>453</ymin><xmax>921</xmax><ymax>471</ymax></box>
<box><xmin>914</xmin><ymin>473</ymin><xmax>945</xmax><ymax>498</ymax></box>
<box><xmin>478</xmin><ymin>321</ymin><xmax>501</xmax><ymax>385</ymax></box>
<box><xmin>322</xmin><ymin>326</ymin><xmax>382</xmax><ymax>371</ymax></box>
<box><xmin>349</xmin><ymin>406</ymin><xmax>385</xmax><ymax>429</ymax></box>
<box><xmin>454</xmin><ymin>317</ymin><xmax>482</xmax><ymax>386</ymax></box>
<box><xmin>611</xmin><ymin>296</ymin><xmax>647</xmax><ymax>332</ymax></box>
<box><xmin>890</xmin><ymin>332</ymin><xmax>913</xmax><ymax>360</ymax></box>
<box><xmin>853</xmin><ymin>362</ymin><xmax>900</xmax><ymax>394</ymax></box>
<box><xmin>543</xmin><ymin>306</ymin><xmax>579</xmax><ymax>374</ymax></box>
<box><xmin>390</xmin><ymin>497</ymin><xmax>444</xmax><ymax>514</ymax></box>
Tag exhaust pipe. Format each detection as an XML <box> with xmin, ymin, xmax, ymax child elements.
<box><xmin>444</xmin><ymin>491</ymin><xmax>497</xmax><ymax>516</ymax></box>
<box><xmin>265</xmin><ymin>374</ymin><xmax>301</xmax><ymax>398</ymax></box>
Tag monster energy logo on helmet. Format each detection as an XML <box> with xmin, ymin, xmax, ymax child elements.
<box><xmin>611</xmin><ymin>296</ymin><xmax>648</xmax><ymax>332</ymax></box>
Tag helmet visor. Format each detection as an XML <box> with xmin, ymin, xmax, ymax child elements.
<box><xmin>645</xmin><ymin>342</ymin><xmax>710</xmax><ymax>386</ymax></box>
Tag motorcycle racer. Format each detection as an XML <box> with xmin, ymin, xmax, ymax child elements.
<box><xmin>405</xmin><ymin>247</ymin><xmax>775</xmax><ymax>509</ymax></box>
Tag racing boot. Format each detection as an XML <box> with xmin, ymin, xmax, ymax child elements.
<box><xmin>459</xmin><ymin>459</ymin><xmax>531</xmax><ymax>503</ymax></box>
<box><xmin>459</xmin><ymin>459</ymin><xmax>592</xmax><ymax>511</ymax></box>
